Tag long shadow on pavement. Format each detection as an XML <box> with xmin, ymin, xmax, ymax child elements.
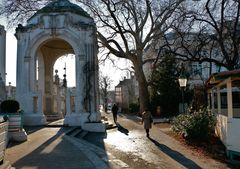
<box><xmin>148</xmin><ymin>137</ymin><xmax>202</xmax><ymax>169</ymax></box>
<box><xmin>8</xmin><ymin>127</ymin><xmax>96</xmax><ymax>169</ymax></box>
<box><xmin>116</xmin><ymin>122</ymin><xmax>129</xmax><ymax>135</ymax></box>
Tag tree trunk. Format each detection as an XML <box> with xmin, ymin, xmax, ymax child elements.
<box><xmin>104</xmin><ymin>96</ymin><xmax>108</xmax><ymax>112</ymax></box>
<box><xmin>132</xmin><ymin>59</ymin><xmax>150</xmax><ymax>114</ymax></box>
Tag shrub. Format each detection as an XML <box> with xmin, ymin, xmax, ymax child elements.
<box><xmin>129</xmin><ymin>103</ymin><xmax>139</xmax><ymax>113</ymax></box>
<box><xmin>171</xmin><ymin>109</ymin><xmax>216</xmax><ymax>140</ymax></box>
<box><xmin>0</xmin><ymin>100</ymin><xmax>20</xmax><ymax>113</ymax></box>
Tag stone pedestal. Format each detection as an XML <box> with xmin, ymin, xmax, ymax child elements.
<box><xmin>64</xmin><ymin>113</ymin><xmax>99</xmax><ymax>126</ymax></box>
<box><xmin>23</xmin><ymin>114</ymin><xmax>46</xmax><ymax>126</ymax></box>
<box><xmin>9</xmin><ymin>129</ymin><xmax>27</xmax><ymax>142</ymax></box>
<box><xmin>64</xmin><ymin>112</ymin><xmax>106</xmax><ymax>132</ymax></box>
<box><xmin>64</xmin><ymin>114</ymin><xmax>83</xmax><ymax>126</ymax></box>
<box><xmin>82</xmin><ymin>122</ymin><xmax>106</xmax><ymax>132</ymax></box>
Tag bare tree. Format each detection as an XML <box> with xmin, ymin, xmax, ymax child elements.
<box><xmin>196</xmin><ymin>0</ymin><xmax>240</xmax><ymax>70</ymax></box>
<box><xmin>99</xmin><ymin>73</ymin><xmax>113</xmax><ymax>112</ymax></box>
<box><xmin>0</xmin><ymin>0</ymin><xmax>52</xmax><ymax>29</ymax></box>
<box><xmin>77</xmin><ymin>0</ymin><xmax>184</xmax><ymax>112</ymax></box>
<box><xmin>0</xmin><ymin>0</ymin><xmax>184</xmax><ymax>112</ymax></box>
<box><xmin>159</xmin><ymin>0</ymin><xmax>240</xmax><ymax>71</ymax></box>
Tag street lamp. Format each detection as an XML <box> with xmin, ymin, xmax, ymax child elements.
<box><xmin>178</xmin><ymin>76</ymin><xmax>187</xmax><ymax>113</ymax></box>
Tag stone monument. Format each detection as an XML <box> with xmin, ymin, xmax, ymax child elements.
<box><xmin>15</xmin><ymin>0</ymin><xmax>103</xmax><ymax>131</ymax></box>
<box><xmin>0</xmin><ymin>25</ymin><xmax>6</xmax><ymax>102</ymax></box>
<box><xmin>0</xmin><ymin>25</ymin><xmax>6</xmax><ymax>83</ymax></box>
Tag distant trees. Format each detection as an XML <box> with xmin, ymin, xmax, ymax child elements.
<box><xmin>195</xmin><ymin>0</ymin><xmax>240</xmax><ymax>70</ymax></box>
<box><xmin>160</xmin><ymin>0</ymin><xmax>240</xmax><ymax>71</ymax></box>
<box><xmin>0</xmin><ymin>0</ymin><xmax>52</xmax><ymax>28</ymax></box>
<box><xmin>99</xmin><ymin>72</ymin><xmax>113</xmax><ymax>112</ymax></box>
<box><xmin>99</xmin><ymin>73</ymin><xmax>113</xmax><ymax>112</ymax></box>
<box><xmin>150</xmin><ymin>53</ymin><xmax>181</xmax><ymax>116</ymax></box>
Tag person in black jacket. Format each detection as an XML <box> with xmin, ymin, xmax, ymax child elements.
<box><xmin>111</xmin><ymin>103</ymin><xmax>119</xmax><ymax>123</ymax></box>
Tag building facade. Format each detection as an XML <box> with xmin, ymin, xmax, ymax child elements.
<box><xmin>143</xmin><ymin>31</ymin><xmax>226</xmax><ymax>88</ymax></box>
<box><xmin>115</xmin><ymin>76</ymin><xmax>139</xmax><ymax>113</ymax></box>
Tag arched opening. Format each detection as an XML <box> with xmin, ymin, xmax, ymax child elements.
<box><xmin>36</xmin><ymin>38</ymin><xmax>75</xmax><ymax>121</ymax></box>
<box><xmin>54</xmin><ymin>54</ymin><xmax>76</xmax><ymax>87</ymax></box>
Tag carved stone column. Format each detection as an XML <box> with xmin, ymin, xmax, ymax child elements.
<box><xmin>75</xmin><ymin>54</ymin><xmax>86</xmax><ymax>113</ymax></box>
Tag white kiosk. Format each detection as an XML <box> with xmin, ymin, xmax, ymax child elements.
<box><xmin>207</xmin><ymin>70</ymin><xmax>240</xmax><ymax>161</ymax></box>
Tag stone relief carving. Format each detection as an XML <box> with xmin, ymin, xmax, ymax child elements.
<box><xmin>83</xmin><ymin>60</ymin><xmax>95</xmax><ymax>113</ymax></box>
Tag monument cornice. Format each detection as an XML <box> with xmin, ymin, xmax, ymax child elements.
<box><xmin>15</xmin><ymin>15</ymin><xmax>96</xmax><ymax>35</ymax></box>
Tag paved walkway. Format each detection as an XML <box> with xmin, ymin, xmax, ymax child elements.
<box><xmin>105</xmin><ymin>113</ymin><xmax>233</xmax><ymax>169</ymax></box>
<box><xmin>5</xmin><ymin>127</ymin><xmax>108</xmax><ymax>169</ymax></box>
<box><xmin>3</xmin><ymin>114</ymin><xmax>236</xmax><ymax>169</ymax></box>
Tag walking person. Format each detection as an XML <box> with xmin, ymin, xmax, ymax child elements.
<box><xmin>111</xmin><ymin>103</ymin><xmax>119</xmax><ymax>123</ymax></box>
<box><xmin>142</xmin><ymin>108</ymin><xmax>152</xmax><ymax>138</ymax></box>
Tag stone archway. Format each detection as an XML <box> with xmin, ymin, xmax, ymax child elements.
<box><xmin>37</xmin><ymin>38</ymin><xmax>74</xmax><ymax>120</ymax></box>
<box><xmin>15</xmin><ymin>0</ymin><xmax>102</xmax><ymax>130</ymax></box>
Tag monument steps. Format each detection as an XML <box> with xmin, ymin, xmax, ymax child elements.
<box><xmin>66</xmin><ymin>127</ymin><xmax>82</xmax><ymax>137</ymax></box>
<box><xmin>64</xmin><ymin>124</ymin><xmax>129</xmax><ymax>168</ymax></box>
<box><xmin>65</xmin><ymin>127</ymin><xmax>107</xmax><ymax>160</ymax></box>
<box><xmin>66</xmin><ymin>131</ymin><xmax>129</xmax><ymax>168</ymax></box>
<box><xmin>63</xmin><ymin>128</ymin><xmax>106</xmax><ymax>166</ymax></box>
<box><xmin>63</xmin><ymin>135</ymin><xmax>109</xmax><ymax>169</ymax></box>
<box><xmin>76</xmin><ymin>130</ymin><xmax>89</xmax><ymax>138</ymax></box>
<box><xmin>45</xmin><ymin>114</ymin><xmax>63</xmax><ymax>122</ymax></box>
<box><xmin>46</xmin><ymin>119</ymin><xmax>65</xmax><ymax>127</ymax></box>
<box><xmin>101</xmin><ymin>116</ymin><xmax>114</xmax><ymax>129</ymax></box>
<box><xmin>65</xmin><ymin>127</ymin><xmax>89</xmax><ymax>138</ymax></box>
<box><xmin>70</xmin><ymin>134</ymin><xmax>108</xmax><ymax>163</ymax></box>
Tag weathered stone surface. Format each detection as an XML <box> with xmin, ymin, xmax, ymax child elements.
<box><xmin>8</xmin><ymin>129</ymin><xmax>28</xmax><ymax>142</ymax></box>
<box><xmin>15</xmin><ymin>0</ymin><xmax>100</xmax><ymax>128</ymax></box>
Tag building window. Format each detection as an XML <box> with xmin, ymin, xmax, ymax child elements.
<box><xmin>233</xmin><ymin>92</ymin><xmax>240</xmax><ymax>108</ymax></box>
<box><xmin>220</xmin><ymin>93</ymin><xmax>227</xmax><ymax>109</ymax></box>
<box><xmin>190</xmin><ymin>62</ymin><xmax>202</xmax><ymax>76</ymax></box>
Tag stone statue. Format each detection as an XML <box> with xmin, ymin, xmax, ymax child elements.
<box><xmin>54</xmin><ymin>69</ymin><xmax>60</xmax><ymax>85</ymax></box>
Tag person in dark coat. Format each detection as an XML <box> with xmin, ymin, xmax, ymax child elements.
<box><xmin>111</xmin><ymin>103</ymin><xmax>119</xmax><ymax>123</ymax></box>
<box><xmin>142</xmin><ymin>108</ymin><xmax>152</xmax><ymax>138</ymax></box>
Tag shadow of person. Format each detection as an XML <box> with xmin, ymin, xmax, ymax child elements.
<box><xmin>148</xmin><ymin>138</ymin><xmax>202</xmax><ymax>169</ymax></box>
<box><xmin>116</xmin><ymin>122</ymin><xmax>129</xmax><ymax>136</ymax></box>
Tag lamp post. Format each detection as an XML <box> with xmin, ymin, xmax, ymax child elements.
<box><xmin>178</xmin><ymin>76</ymin><xmax>187</xmax><ymax>113</ymax></box>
